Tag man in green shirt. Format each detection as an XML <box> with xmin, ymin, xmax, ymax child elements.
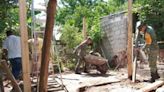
<box><xmin>73</xmin><ymin>37</ymin><xmax>92</xmax><ymax>74</ymax></box>
<box><xmin>138</xmin><ymin>23</ymin><xmax>160</xmax><ymax>82</ymax></box>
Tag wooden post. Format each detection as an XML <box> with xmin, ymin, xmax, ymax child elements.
<box><xmin>127</xmin><ymin>0</ymin><xmax>133</xmax><ymax>80</ymax></box>
<box><xmin>39</xmin><ymin>0</ymin><xmax>57</xmax><ymax>92</ymax></box>
<box><xmin>0</xmin><ymin>60</ymin><xmax>21</xmax><ymax>92</ymax></box>
<box><xmin>83</xmin><ymin>17</ymin><xmax>87</xmax><ymax>39</ymax></box>
<box><xmin>139</xmin><ymin>81</ymin><xmax>164</xmax><ymax>92</ymax></box>
<box><xmin>18</xmin><ymin>0</ymin><xmax>31</xmax><ymax>92</ymax></box>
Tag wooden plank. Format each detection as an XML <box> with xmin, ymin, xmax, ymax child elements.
<box><xmin>18</xmin><ymin>0</ymin><xmax>31</xmax><ymax>92</ymax></box>
<box><xmin>0</xmin><ymin>60</ymin><xmax>22</xmax><ymax>92</ymax></box>
<box><xmin>78</xmin><ymin>78</ymin><xmax>121</xmax><ymax>91</ymax></box>
<box><xmin>47</xmin><ymin>84</ymin><xmax>61</xmax><ymax>89</ymax></box>
<box><xmin>82</xmin><ymin>17</ymin><xmax>87</xmax><ymax>39</ymax></box>
<box><xmin>139</xmin><ymin>81</ymin><xmax>164</xmax><ymax>92</ymax></box>
<box><xmin>47</xmin><ymin>82</ymin><xmax>58</xmax><ymax>86</ymax></box>
<box><xmin>157</xmin><ymin>41</ymin><xmax>164</xmax><ymax>44</ymax></box>
<box><xmin>39</xmin><ymin>0</ymin><xmax>57</xmax><ymax>92</ymax></box>
<box><xmin>47</xmin><ymin>87</ymin><xmax>63</xmax><ymax>92</ymax></box>
<box><xmin>127</xmin><ymin>0</ymin><xmax>133</xmax><ymax>80</ymax></box>
<box><xmin>81</xmin><ymin>79</ymin><xmax>120</xmax><ymax>87</ymax></box>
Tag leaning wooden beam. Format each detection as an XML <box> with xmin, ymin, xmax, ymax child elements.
<box><xmin>0</xmin><ymin>69</ymin><xmax>4</xmax><ymax>92</ymax></box>
<box><xmin>139</xmin><ymin>81</ymin><xmax>164</xmax><ymax>92</ymax></box>
<box><xmin>78</xmin><ymin>78</ymin><xmax>121</xmax><ymax>92</ymax></box>
<box><xmin>0</xmin><ymin>60</ymin><xmax>21</xmax><ymax>92</ymax></box>
<box><xmin>39</xmin><ymin>0</ymin><xmax>57</xmax><ymax>92</ymax></box>
<box><xmin>18</xmin><ymin>0</ymin><xmax>31</xmax><ymax>92</ymax></box>
<box><xmin>127</xmin><ymin>0</ymin><xmax>133</xmax><ymax>80</ymax></box>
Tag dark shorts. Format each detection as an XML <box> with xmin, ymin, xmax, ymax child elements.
<box><xmin>9</xmin><ymin>57</ymin><xmax>22</xmax><ymax>80</ymax></box>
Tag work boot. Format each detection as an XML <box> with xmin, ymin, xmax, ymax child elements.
<box><xmin>153</xmin><ymin>71</ymin><xmax>160</xmax><ymax>80</ymax></box>
<box><xmin>144</xmin><ymin>78</ymin><xmax>155</xmax><ymax>83</ymax></box>
<box><xmin>75</xmin><ymin>72</ymin><xmax>81</xmax><ymax>74</ymax></box>
<box><xmin>144</xmin><ymin>72</ymin><xmax>160</xmax><ymax>83</ymax></box>
<box><xmin>75</xmin><ymin>67</ymin><xmax>81</xmax><ymax>74</ymax></box>
<box><xmin>83</xmin><ymin>67</ymin><xmax>89</xmax><ymax>73</ymax></box>
<box><xmin>75</xmin><ymin>70</ymin><xmax>81</xmax><ymax>74</ymax></box>
<box><xmin>83</xmin><ymin>70</ymin><xmax>89</xmax><ymax>73</ymax></box>
<box><xmin>83</xmin><ymin>65</ymin><xmax>89</xmax><ymax>73</ymax></box>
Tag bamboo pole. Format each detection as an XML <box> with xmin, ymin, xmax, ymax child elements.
<box><xmin>39</xmin><ymin>0</ymin><xmax>57</xmax><ymax>92</ymax></box>
<box><xmin>127</xmin><ymin>0</ymin><xmax>133</xmax><ymax>80</ymax></box>
<box><xmin>83</xmin><ymin>17</ymin><xmax>87</xmax><ymax>39</ymax></box>
<box><xmin>18</xmin><ymin>0</ymin><xmax>31</xmax><ymax>91</ymax></box>
<box><xmin>132</xmin><ymin>56</ymin><xmax>137</xmax><ymax>82</ymax></box>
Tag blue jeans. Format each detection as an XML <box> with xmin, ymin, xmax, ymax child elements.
<box><xmin>9</xmin><ymin>57</ymin><xmax>22</xmax><ymax>80</ymax></box>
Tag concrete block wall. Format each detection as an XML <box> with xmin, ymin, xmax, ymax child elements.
<box><xmin>100</xmin><ymin>12</ymin><xmax>128</xmax><ymax>61</ymax></box>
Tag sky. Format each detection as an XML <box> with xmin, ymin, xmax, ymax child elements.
<box><xmin>34</xmin><ymin>0</ymin><xmax>108</xmax><ymax>10</ymax></box>
<box><xmin>33</xmin><ymin>0</ymin><xmax>109</xmax><ymax>24</ymax></box>
<box><xmin>34</xmin><ymin>0</ymin><xmax>62</xmax><ymax>10</ymax></box>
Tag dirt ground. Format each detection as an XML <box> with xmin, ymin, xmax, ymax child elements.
<box><xmin>54</xmin><ymin>62</ymin><xmax>164</xmax><ymax>92</ymax></box>
<box><xmin>3</xmin><ymin>62</ymin><xmax>164</xmax><ymax>92</ymax></box>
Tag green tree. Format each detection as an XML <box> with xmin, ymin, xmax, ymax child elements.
<box><xmin>137</xmin><ymin>0</ymin><xmax>164</xmax><ymax>41</ymax></box>
<box><xmin>0</xmin><ymin>0</ymin><xmax>19</xmax><ymax>46</ymax></box>
<box><xmin>0</xmin><ymin>0</ymin><xmax>32</xmax><ymax>47</ymax></box>
<box><xmin>0</xmin><ymin>0</ymin><xmax>18</xmax><ymax>32</ymax></box>
<box><xmin>61</xmin><ymin>24</ymin><xmax>83</xmax><ymax>50</ymax></box>
<box><xmin>58</xmin><ymin>0</ymin><xmax>127</xmax><ymax>47</ymax></box>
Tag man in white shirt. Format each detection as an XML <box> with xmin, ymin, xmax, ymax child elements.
<box><xmin>2</xmin><ymin>30</ymin><xmax>22</xmax><ymax>80</ymax></box>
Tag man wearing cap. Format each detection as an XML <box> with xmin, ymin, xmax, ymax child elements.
<box><xmin>138</xmin><ymin>23</ymin><xmax>160</xmax><ymax>82</ymax></box>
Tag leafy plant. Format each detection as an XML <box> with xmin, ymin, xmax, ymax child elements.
<box><xmin>61</xmin><ymin>24</ymin><xmax>83</xmax><ymax>50</ymax></box>
<box><xmin>0</xmin><ymin>0</ymin><xmax>32</xmax><ymax>47</ymax></box>
<box><xmin>135</xmin><ymin>0</ymin><xmax>164</xmax><ymax>48</ymax></box>
<box><xmin>56</xmin><ymin>0</ymin><xmax>128</xmax><ymax>46</ymax></box>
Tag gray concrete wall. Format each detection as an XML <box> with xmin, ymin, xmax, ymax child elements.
<box><xmin>100</xmin><ymin>12</ymin><xmax>128</xmax><ymax>61</ymax></box>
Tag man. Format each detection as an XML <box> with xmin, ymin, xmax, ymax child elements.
<box><xmin>2</xmin><ymin>30</ymin><xmax>22</xmax><ymax>80</ymax></box>
<box><xmin>28</xmin><ymin>33</ymin><xmax>43</xmax><ymax>76</ymax></box>
<box><xmin>73</xmin><ymin>37</ymin><xmax>92</xmax><ymax>74</ymax></box>
<box><xmin>138</xmin><ymin>23</ymin><xmax>160</xmax><ymax>82</ymax></box>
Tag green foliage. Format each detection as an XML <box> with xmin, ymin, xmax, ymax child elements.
<box><xmin>65</xmin><ymin>59</ymin><xmax>76</xmax><ymax>70</ymax></box>
<box><xmin>0</xmin><ymin>0</ymin><xmax>19</xmax><ymax>47</ymax></box>
<box><xmin>89</xmin><ymin>18</ymin><xmax>102</xmax><ymax>48</ymax></box>
<box><xmin>0</xmin><ymin>0</ymin><xmax>32</xmax><ymax>47</ymax></box>
<box><xmin>0</xmin><ymin>1</ymin><xmax>18</xmax><ymax>32</ymax></box>
<box><xmin>57</xmin><ymin>0</ymin><xmax>128</xmax><ymax>49</ymax></box>
<box><xmin>61</xmin><ymin>24</ymin><xmax>83</xmax><ymax>50</ymax></box>
<box><xmin>59</xmin><ymin>25</ymin><xmax>83</xmax><ymax>70</ymax></box>
<box><xmin>136</xmin><ymin>0</ymin><xmax>164</xmax><ymax>42</ymax></box>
